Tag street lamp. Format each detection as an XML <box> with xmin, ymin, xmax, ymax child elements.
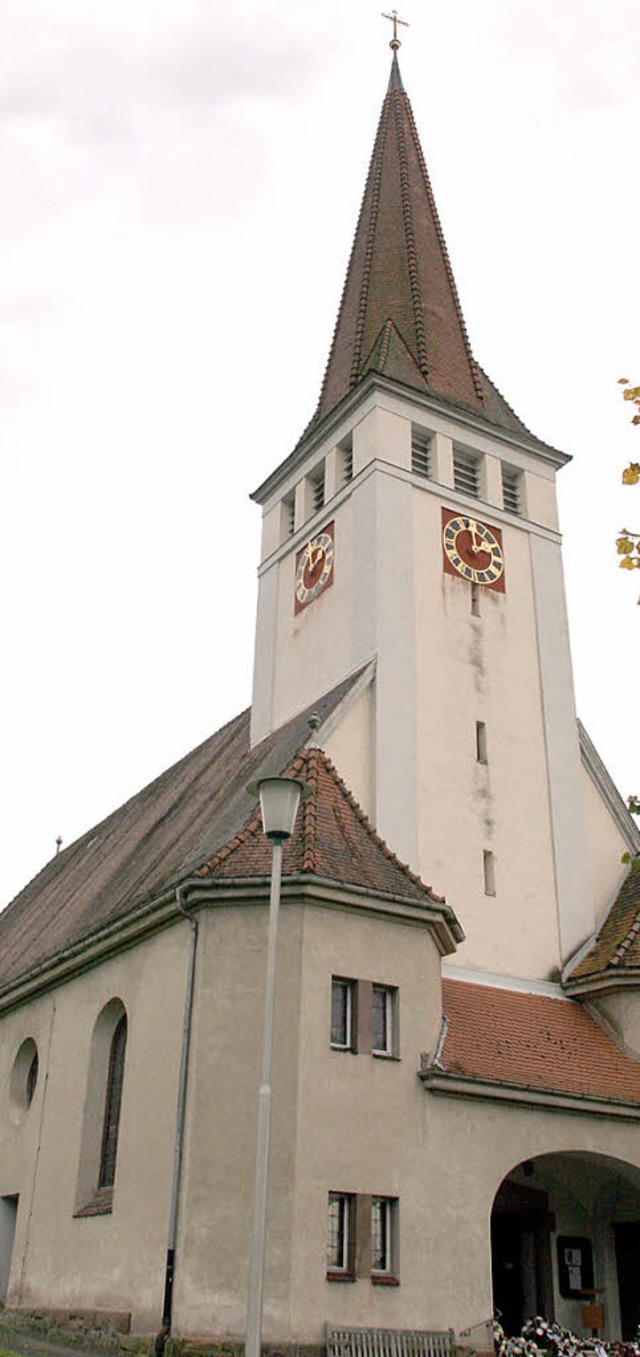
<box><xmin>245</xmin><ymin>776</ymin><xmax>303</xmax><ymax>1357</ymax></box>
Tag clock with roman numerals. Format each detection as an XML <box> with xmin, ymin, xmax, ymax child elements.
<box><xmin>442</xmin><ymin>510</ymin><xmax>505</xmax><ymax>591</ymax></box>
<box><xmin>294</xmin><ymin>522</ymin><xmax>335</xmax><ymax>613</ymax></box>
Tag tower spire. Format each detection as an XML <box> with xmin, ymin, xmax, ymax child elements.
<box><xmin>310</xmin><ymin>50</ymin><xmax>486</xmax><ymax>433</ymax></box>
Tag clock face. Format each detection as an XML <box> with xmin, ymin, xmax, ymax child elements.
<box><xmin>442</xmin><ymin>510</ymin><xmax>505</xmax><ymax>591</ymax></box>
<box><xmin>294</xmin><ymin>522</ymin><xmax>335</xmax><ymax>613</ymax></box>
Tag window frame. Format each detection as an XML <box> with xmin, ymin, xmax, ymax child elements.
<box><xmin>326</xmin><ymin>1191</ymin><xmax>355</xmax><ymax>1280</ymax></box>
<box><xmin>371</xmin><ymin>1196</ymin><xmax>396</xmax><ymax>1278</ymax></box>
<box><xmin>330</xmin><ymin>977</ymin><xmax>355</xmax><ymax>1051</ymax></box>
<box><xmin>372</xmin><ymin>984</ymin><xmax>396</xmax><ymax>1057</ymax></box>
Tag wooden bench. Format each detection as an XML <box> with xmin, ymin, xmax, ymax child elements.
<box><xmin>327</xmin><ymin>1324</ymin><xmax>456</xmax><ymax>1357</ymax></box>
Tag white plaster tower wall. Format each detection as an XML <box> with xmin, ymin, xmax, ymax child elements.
<box><xmin>250</xmin><ymin>384</ymin><xmax>597</xmax><ymax>978</ymax></box>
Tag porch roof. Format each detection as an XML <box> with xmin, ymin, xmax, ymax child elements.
<box><xmin>436</xmin><ymin>979</ymin><xmax>640</xmax><ymax>1107</ymax></box>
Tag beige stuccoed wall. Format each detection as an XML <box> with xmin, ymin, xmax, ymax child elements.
<box><xmin>0</xmin><ymin>924</ymin><xmax>190</xmax><ymax>1332</ymax></box>
<box><xmin>4</xmin><ymin>895</ymin><xmax>640</xmax><ymax>1344</ymax></box>
<box><xmin>288</xmin><ymin>904</ymin><xmax>444</xmax><ymax>1340</ymax></box>
<box><xmin>593</xmin><ymin>989</ymin><xmax>640</xmax><ymax>1058</ymax></box>
<box><xmin>170</xmin><ymin>897</ymin><xmax>448</xmax><ymax>1342</ymax></box>
<box><xmin>171</xmin><ymin>902</ymin><xmax>306</xmax><ymax>1340</ymax></box>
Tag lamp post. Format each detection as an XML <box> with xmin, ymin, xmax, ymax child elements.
<box><xmin>245</xmin><ymin>777</ymin><xmax>303</xmax><ymax>1357</ymax></box>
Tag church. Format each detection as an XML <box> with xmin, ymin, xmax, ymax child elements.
<box><xmin>2</xmin><ymin>32</ymin><xmax>640</xmax><ymax>1354</ymax></box>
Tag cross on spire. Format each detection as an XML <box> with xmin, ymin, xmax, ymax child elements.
<box><xmin>382</xmin><ymin>9</ymin><xmax>409</xmax><ymax>50</ymax></box>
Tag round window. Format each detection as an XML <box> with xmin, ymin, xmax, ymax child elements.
<box><xmin>10</xmin><ymin>1038</ymin><xmax>39</xmax><ymax>1115</ymax></box>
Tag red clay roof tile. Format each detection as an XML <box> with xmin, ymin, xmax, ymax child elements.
<box><xmin>567</xmin><ymin>867</ymin><xmax>640</xmax><ymax>984</ymax></box>
<box><xmin>440</xmin><ymin>978</ymin><xmax>640</xmax><ymax>1106</ymax></box>
<box><xmin>196</xmin><ymin>745</ymin><xmax>445</xmax><ymax>908</ymax></box>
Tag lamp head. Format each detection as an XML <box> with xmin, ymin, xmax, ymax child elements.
<box><xmin>257</xmin><ymin>777</ymin><xmax>303</xmax><ymax>842</ymax></box>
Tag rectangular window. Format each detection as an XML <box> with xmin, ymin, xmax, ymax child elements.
<box><xmin>327</xmin><ymin>1192</ymin><xmax>398</xmax><ymax>1283</ymax></box>
<box><xmin>372</xmin><ymin>985</ymin><xmax>394</xmax><ymax>1056</ymax></box>
<box><xmin>371</xmin><ymin>1197</ymin><xmax>394</xmax><ymax>1275</ymax></box>
<box><xmin>476</xmin><ymin>721</ymin><xmax>487</xmax><ymax>764</ymax></box>
<box><xmin>411</xmin><ymin>428</ymin><xmax>432</xmax><ymax>479</ymax></box>
<box><xmin>470</xmin><ymin>582</ymin><xmax>481</xmax><ymax>617</ymax></box>
<box><xmin>483</xmin><ymin>850</ymin><xmax>496</xmax><ymax>897</ymax></box>
<box><xmin>327</xmin><ymin>1192</ymin><xmax>353</xmax><ymax>1276</ymax></box>
<box><xmin>453</xmin><ymin>446</ymin><xmax>480</xmax><ymax>498</ymax></box>
<box><xmin>502</xmin><ymin>464</ymin><xmax>521</xmax><ymax>515</ymax></box>
<box><xmin>331</xmin><ymin>978</ymin><xmax>354</xmax><ymax>1050</ymax></box>
<box><xmin>331</xmin><ymin>977</ymin><xmax>398</xmax><ymax>1056</ymax></box>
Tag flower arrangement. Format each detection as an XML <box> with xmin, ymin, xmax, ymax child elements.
<box><xmin>492</xmin><ymin>1318</ymin><xmax>640</xmax><ymax>1357</ymax></box>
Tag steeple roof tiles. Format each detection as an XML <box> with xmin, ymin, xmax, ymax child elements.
<box><xmin>298</xmin><ymin>54</ymin><xmax>559</xmax><ymax>461</ymax></box>
<box><xmin>312</xmin><ymin>55</ymin><xmax>485</xmax><ymax>427</ymax></box>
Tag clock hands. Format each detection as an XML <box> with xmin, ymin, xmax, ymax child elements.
<box><xmin>305</xmin><ymin>540</ymin><xmax>325</xmax><ymax>570</ymax></box>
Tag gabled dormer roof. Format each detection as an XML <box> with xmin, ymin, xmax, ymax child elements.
<box><xmin>564</xmin><ymin>866</ymin><xmax>640</xmax><ymax>993</ymax></box>
<box><xmin>300</xmin><ymin>53</ymin><xmax>555</xmax><ymax>457</ymax></box>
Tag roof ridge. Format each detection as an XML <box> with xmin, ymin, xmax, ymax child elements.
<box><xmin>611</xmin><ymin>907</ymin><xmax>640</xmax><ymax>967</ymax></box>
<box><xmin>392</xmin><ymin>88</ymin><xmax>429</xmax><ymax>379</ymax></box>
<box><xmin>301</xmin><ymin>747</ymin><xmax>320</xmax><ymax>871</ymax></box>
<box><xmin>312</xmin><ymin>88</ymin><xmax>390</xmax><ymax>422</ymax></box>
<box><xmin>194</xmin><ymin>742</ymin><xmax>444</xmax><ymax>906</ymax></box>
<box><xmin>308</xmin><ymin>745</ymin><xmax>444</xmax><ymax>903</ymax></box>
<box><xmin>349</xmin><ymin>89</ymin><xmax>390</xmax><ymax>391</ymax></box>
<box><xmin>195</xmin><ymin>805</ymin><xmax>263</xmax><ymax>877</ymax></box>
<box><xmin>402</xmin><ymin>94</ymin><xmax>483</xmax><ymax>404</ymax></box>
<box><xmin>475</xmin><ymin>363</ymin><xmax>538</xmax><ymax>441</ymax></box>
<box><xmin>378</xmin><ymin>317</ymin><xmax>394</xmax><ymax>370</ymax></box>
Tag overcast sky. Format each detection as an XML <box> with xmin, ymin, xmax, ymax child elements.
<box><xmin>1</xmin><ymin>0</ymin><xmax>639</xmax><ymax>909</ymax></box>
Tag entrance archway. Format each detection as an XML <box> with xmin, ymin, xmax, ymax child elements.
<box><xmin>491</xmin><ymin>1152</ymin><xmax>640</xmax><ymax>1341</ymax></box>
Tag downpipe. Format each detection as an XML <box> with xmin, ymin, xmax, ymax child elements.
<box><xmin>157</xmin><ymin>885</ymin><xmax>199</xmax><ymax>1354</ymax></box>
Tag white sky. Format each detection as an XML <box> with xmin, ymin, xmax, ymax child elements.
<box><xmin>1</xmin><ymin>0</ymin><xmax>639</xmax><ymax>909</ymax></box>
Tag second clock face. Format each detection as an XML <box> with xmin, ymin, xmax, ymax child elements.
<box><xmin>294</xmin><ymin>522</ymin><xmax>335</xmax><ymax>613</ymax></box>
<box><xmin>442</xmin><ymin>511</ymin><xmax>505</xmax><ymax>590</ymax></box>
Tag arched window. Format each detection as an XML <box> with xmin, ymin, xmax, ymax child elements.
<box><xmin>98</xmin><ymin>1014</ymin><xmax>127</xmax><ymax>1190</ymax></box>
<box><xmin>75</xmin><ymin>999</ymin><xmax>128</xmax><ymax>1216</ymax></box>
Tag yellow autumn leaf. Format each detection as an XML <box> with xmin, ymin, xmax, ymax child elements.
<box><xmin>622</xmin><ymin>465</ymin><xmax>640</xmax><ymax>484</ymax></box>
<box><xmin>620</xmin><ymin>556</ymin><xmax>636</xmax><ymax>569</ymax></box>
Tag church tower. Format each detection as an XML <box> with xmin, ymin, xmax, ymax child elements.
<box><xmin>250</xmin><ymin>48</ymin><xmax>596</xmax><ymax>981</ymax></box>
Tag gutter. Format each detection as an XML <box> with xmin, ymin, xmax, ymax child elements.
<box><xmin>0</xmin><ymin>874</ymin><xmax>463</xmax><ymax>1014</ymax></box>
<box><xmin>419</xmin><ymin>1066</ymin><xmax>640</xmax><ymax>1121</ymax></box>
<box><xmin>160</xmin><ymin>885</ymin><xmax>199</xmax><ymax>1342</ymax></box>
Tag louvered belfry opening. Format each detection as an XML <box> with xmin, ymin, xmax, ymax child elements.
<box><xmin>99</xmin><ymin>1013</ymin><xmax>127</xmax><ymax>1190</ymax></box>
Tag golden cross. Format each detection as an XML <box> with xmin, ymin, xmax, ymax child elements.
<box><xmin>382</xmin><ymin>9</ymin><xmax>409</xmax><ymax>50</ymax></box>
